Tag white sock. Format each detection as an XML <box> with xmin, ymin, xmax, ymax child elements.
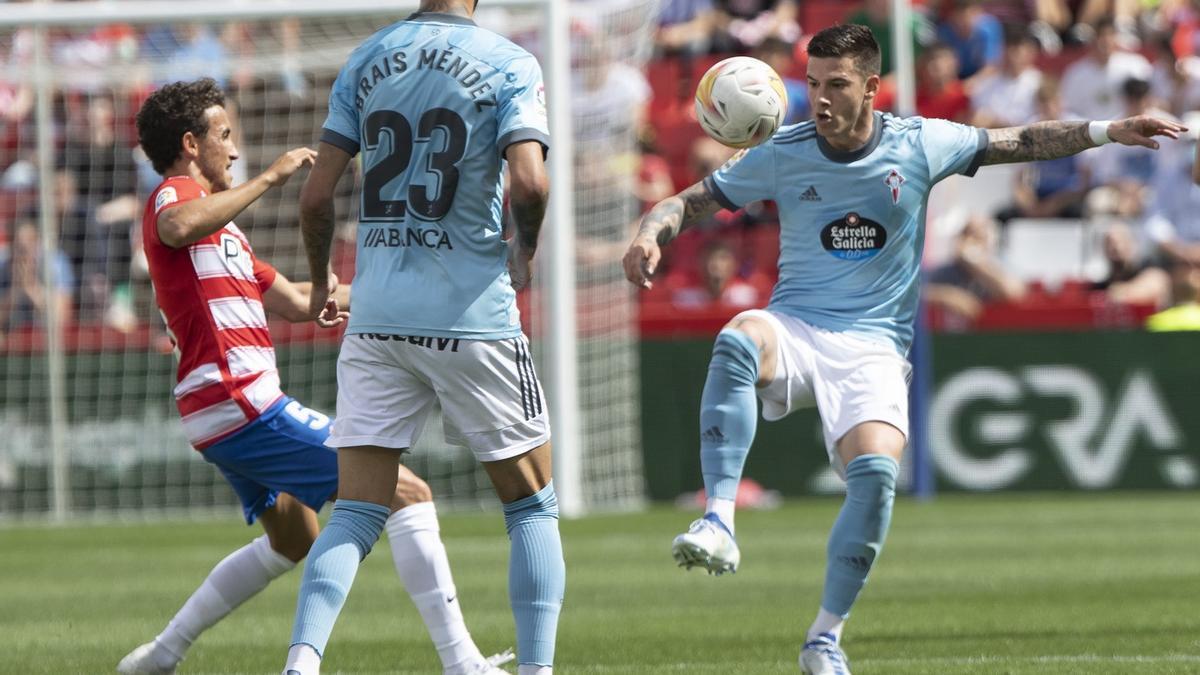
<box><xmin>705</xmin><ymin>497</ymin><xmax>736</xmax><ymax>535</ymax></box>
<box><xmin>386</xmin><ymin>502</ymin><xmax>484</xmax><ymax>673</ymax></box>
<box><xmin>517</xmin><ymin>666</ymin><xmax>552</xmax><ymax>675</ymax></box>
<box><xmin>807</xmin><ymin>607</ymin><xmax>845</xmax><ymax>643</ymax></box>
<box><xmin>283</xmin><ymin>642</ymin><xmax>321</xmax><ymax>674</ymax></box>
<box><xmin>155</xmin><ymin>534</ymin><xmax>295</xmax><ymax>664</ymax></box>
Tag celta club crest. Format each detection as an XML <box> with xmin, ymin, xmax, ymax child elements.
<box><xmin>885</xmin><ymin>169</ymin><xmax>905</xmax><ymax>205</ymax></box>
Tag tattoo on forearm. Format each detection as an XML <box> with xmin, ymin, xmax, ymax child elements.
<box><xmin>636</xmin><ymin>183</ymin><xmax>721</xmax><ymax>245</ymax></box>
<box><xmin>511</xmin><ymin>198</ymin><xmax>546</xmax><ymax>251</ymax></box>
<box><xmin>981</xmin><ymin>121</ymin><xmax>1093</xmax><ymax>165</ymax></box>
<box><xmin>300</xmin><ymin>202</ymin><xmax>335</xmax><ymax>280</ymax></box>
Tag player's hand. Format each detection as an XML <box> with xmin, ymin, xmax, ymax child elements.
<box><xmin>263</xmin><ymin>147</ymin><xmax>318</xmax><ymax>187</ymax></box>
<box><xmin>623</xmin><ymin>235</ymin><xmax>661</xmax><ymax>290</ymax></box>
<box><xmin>507</xmin><ymin>238</ymin><xmax>534</xmax><ymax>291</ymax></box>
<box><xmin>1107</xmin><ymin>116</ymin><xmax>1187</xmax><ymax>150</ymax></box>
<box><xmin>315</xmin><ymin>298</ymin><xmax>348</xmax><ymax>328</ymax></box>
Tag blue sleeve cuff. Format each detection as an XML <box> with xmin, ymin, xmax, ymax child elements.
<box><xmin>498</xmin><ymin>128</ymin><xmax>550</xmax><ymax>159</ymax></box>
<box><xmin>703</xmin><ymin>175</ymin><xmax>740</xmax><ymax>211</ymax></box>
<box><xmin>962</xmin><ymin>127</ymin><xmax>988</xmax><ymax>177</ymax></box>
<box><xmin>320</xmin><ymin>128</ymin><xmax>360</xmax><ymax>156</ymax></box>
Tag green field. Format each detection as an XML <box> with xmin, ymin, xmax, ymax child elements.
<box><xmin>3</xmin><ymin>494</ymin><xmax>1199</xmax><ymax>674</ymax></box>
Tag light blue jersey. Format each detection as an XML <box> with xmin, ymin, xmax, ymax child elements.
<box><xmin>322</xmin><ymin>12</ymin><xmax>549</xmax><ymax>339</ymax></box>
<box><xmin>705</xmin><ymin>112</ymin><xmax>987</xmax><ymax>354</ymax></box>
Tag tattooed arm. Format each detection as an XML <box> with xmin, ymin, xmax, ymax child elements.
<box><xmin>622</xmin><ymin>180</ymin><xmax>723</xmax><ymax>289</ymax></box>
<box><xmin>980</xmin><ymin>115</ymin><xmax>1185</xmax><ymax>166</ymax></box>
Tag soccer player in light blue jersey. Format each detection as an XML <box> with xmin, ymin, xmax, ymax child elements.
<box><xmin>624</xmin><ymin>24</ymin><xmax>1183</xmax><ymax>675</ymax></box>
<box><xmin>282</xmin><ymin>2</ymin><xmax>560</xmax><ymax>675</ymax></box>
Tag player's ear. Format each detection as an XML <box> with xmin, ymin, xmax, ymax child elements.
<box><xmin>863</xmin><ymin>73</ymin><xmax>880</xmax><ymax>103</ymax></box>
<box><xmin>181</xmin><ymin>130</ymin><xmax>200</xmax><ymax>160</ymax></box>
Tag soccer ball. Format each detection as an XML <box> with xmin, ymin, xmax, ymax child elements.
<box><xmin>694</xmin><ymin>56</ymin><xmax>788</xmax><ymax>149</ymax></box>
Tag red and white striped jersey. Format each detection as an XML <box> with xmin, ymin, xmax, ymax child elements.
<box><xmin>143</xmin><ymin>176</ymin><xmax>284</xmax><ymax>449</ymax></box>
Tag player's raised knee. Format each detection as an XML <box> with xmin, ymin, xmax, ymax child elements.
<box><xmin>718</xmin><ymin>315</ymin><xmax>776</xmax><ymax>384</ymax></box>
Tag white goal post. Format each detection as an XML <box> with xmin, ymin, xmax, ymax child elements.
<box><xmin>0</xmin><ymin>0</ymin><xmax>655</xmax><ymax>520</ymax></box>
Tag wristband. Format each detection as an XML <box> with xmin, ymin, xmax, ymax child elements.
<box><xmin>1088</xmin><ymin>120</ymin><xmax>1113</xmax><ymax>146</ymax></box>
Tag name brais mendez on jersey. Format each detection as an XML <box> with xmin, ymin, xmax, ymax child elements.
<box><xmin>354</xmin><ymin>46</ymin><xmax>497</xmax><ymax>250</ymax></box>
<box><xmin>351</xmin><ymin>47</ymin><xmax>498</xmax><ymax>112</ymax></box>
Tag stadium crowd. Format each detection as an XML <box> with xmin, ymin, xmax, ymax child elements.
<box><xmin>6</xmin><ymin>0</ymin><xmax>1200</xmax><ymax>346</ymax></box>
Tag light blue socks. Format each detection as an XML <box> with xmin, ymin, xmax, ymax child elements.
<box><xmin>822</xmin><ymin>454</ymin><xmax>899</xmax><ymax>618</ymax></box>
<box><xmin>503</xmin><ymin>481</ymin><xmax>564</xmax><ymax>667</ymax></box>
<box><xmin>289</xmin><ymin>499</ymin><xmax>389</xmax><ymax>655</ymax></box>
<box><xmin>699</xmin><ymin>329</ymin><xmax>760</xmax><ymax>501</ymax></box>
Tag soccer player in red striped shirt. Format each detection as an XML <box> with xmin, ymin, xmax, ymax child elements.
<box><xmin>118</xmin><ymin>78</ymin><xmax>509</xmax><ymax>675</ymax></box>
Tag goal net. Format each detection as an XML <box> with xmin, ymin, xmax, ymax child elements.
<box><xmin>0</xmin><ymin>0</ymin><xmax>657</xmax><ymax>519</ymax></box>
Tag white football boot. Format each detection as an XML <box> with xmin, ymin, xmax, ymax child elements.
<box><xmin>671</xmin><ymin>513</ymin><xmax>740</xmax><ymax>575</ymax></box>
<box><xmin>116</xmin><ymin>641</ymin><xmax>178</xmax><ymax>675</ymax></box>
<box><xmin>799</xmin><ymin>632</ymin><xmax>851</xmax><ymax>675</ymax></box>
<box><xmin>447</xmin><ymin>648</ymin><xmax>516</xmax><ymax>675</ymax></box>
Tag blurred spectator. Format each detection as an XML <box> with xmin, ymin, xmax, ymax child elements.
<box><xmin>1149</xmin><ymin>33</ymin><xmax>1200</xmax><ymax>116</ymax></box>
<box><xmin>846</xmin><ymin>0</ymin><xmax>935</xmax><ymax>77</ymax></box>
<box><xmin>916</xmin><ymin>43</ymin><xmax>971</xmax><ymax>122</ymax></box>
<box><xmin>0</xmin><ymin>212</ymin><xmax>74</xmax><ymax>337</ymax></box>
<box><xmin>670</xmin><ymin>239</ymin><xmax>763</xmax><ymax>309</ymax></box>
<box><xmin>970</xmin><ymin>26</ymin><xmax>1043</xmax><ymax>128</ymax></box>
<box><xmin>925</xmin><ymin>215</ymin><xmax>1026</xmax><ymax>322</ymax></box>
<box><xmin>57</xmin><ymin>94</ymin><xmax>139</xmax><ymax>321</ymax></box>
<box><xmin>753</xmin><ymin>37</ymin><xmax>810</xmax><ymax>124</ymax></box>
<box><xmin>141</xmin><ymin>24</ymin><xmax>229</xmax><ymax>87</ymax></box>
<box><xmin>573</xmin><ymin>30</ymin><xmax>652</xmax><ymax>147</ymax></box>
<box><xmin>936</xmin><ymin>0</ymin><xmax>1004</xmax><ymax>82</ymax></box>
<box><xmin>1092</xmin><ymin>222</ymin><xmax>1170</xmax><ymax>307</ymax></box>
<box><xmin>1059</xmin><ymin>17</ymin><xmax>1151</xmax><ymax>120</ymax></box>
<box><xmin>1146</xmin><ymin>263</ymin><xmax>1200</xmax><ymax>330</ymax></box>
<box><xmin>635</xmin><ymin>140</ymin><xmax>676</xmax><ymax>212</ymax></box>
<box><xmin>1031</xmin><ymin>0</ymin><xmax>1140</xmax><ymax>47</ymax></box>
<box><xmin>1144</xmin><ymin>111</ymin><xmax>1200</xmax><ymax>265</ymax></box>
<box><xmin>1085</xmin><ymin>77</ymin><xmax>1172</xmax><ymax>218</ymax></box>
<box><xmin>656</xmin><ymin>0</ymin><xmax>718</xmax><ymax>56</ymax></box>
<box><xmin>714</xmin><ymin>0</ymin><xmax>800</xmax><ymax>51</ymax></box>
<box><xmin>996</xmin><ymin>79</ymin><xmax>1091</xmax><ymax>221</ymax></box>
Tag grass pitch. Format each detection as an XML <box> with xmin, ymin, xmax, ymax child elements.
<box><xmin>3</xmin><ymin>494</ymin><xmax>1199</xmax><ymax>674</ymax></box>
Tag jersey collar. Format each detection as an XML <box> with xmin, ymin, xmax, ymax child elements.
<box><xmin>406</xmin><ymin>11</ymin><xmax>477</xmax><ymax>26</ymax></box>
<box><xmin>816</xmin><ymin>111</ymin><xmax>884</xmax><ymax>164</ymax></box>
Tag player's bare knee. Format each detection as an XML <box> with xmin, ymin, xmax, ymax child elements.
<box><xmin>270</xmin><ymin>530</ymin><xmax>315</xmax><ymax>563</ymax></box>
<box><xmin>837</xmin><ymin>421</ymin><xmax>906</xmax><ymax>464</ymax></box>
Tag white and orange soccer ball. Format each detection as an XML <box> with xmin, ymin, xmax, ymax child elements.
<box><xmin>694</xmin><ymin>56</ymin><xmax>788</xmax><ymax>149</ymax></box>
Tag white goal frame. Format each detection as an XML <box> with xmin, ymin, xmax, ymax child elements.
<box><xmin>0</xmin><ymin>0</ymin><xmax>584</xmax><ymax>519</ymax></box>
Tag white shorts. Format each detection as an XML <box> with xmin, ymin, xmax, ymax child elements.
<box><xmin>741</xmin><ymin>309</ymin><xmax>911</xmax><ymax>475</ymax></box>
<box><xmin>328</xmin><ymin>333</ymin><xmax>551</xmax><ymax>462</ymax></box>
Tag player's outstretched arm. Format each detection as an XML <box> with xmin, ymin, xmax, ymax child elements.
<box><xmin>298</xmin><ymin>142</ymin><xmax>353</xmax><ymax>319</ymax></box>
<box><xmin>622</xmin><ymin>180</ymin><xmax>722</xmax><ymax>289</ymax></box>
<box><xmin>157</xmin><ymin>147</ymin><xmax>316</xmax><ymax>248</ymax></box>
<box><xmin>980</xmin><ymin>115</ymin><xmax>1186</xmax><ymax>166</ymax></box>
<box><xmin>505</xmin><ymin>140</ymin><xmax>549</xmax><ymax>291</ymax></box>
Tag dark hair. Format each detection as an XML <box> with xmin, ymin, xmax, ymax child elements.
<box><xmin>1003</xmin><ymin>24</ymin><xmax>1036</xmax><ymax>48</ymax></box>
<box><xmin>136</xmin><ymin>78</ymin><xmax>225</xmax><ymax>175</ymax></box>
<box><xmin>1093</xmin><ymin>17</ymin><xmax>1117</xmax><ymax>34</ymax></box>
<box><xmin>1121</xmin><ymin>77</ymin><xmax>1151</xmax><ymax>100</ymax></box>
<box><xmin>755</xmin><ymin>36</ymin><xmax>795</xmax><ymax>58</ymax></box>
<box><xmin>806</xmin><ymin>24</ymin><xmax>882</xmax><ymax>76</ymax></box>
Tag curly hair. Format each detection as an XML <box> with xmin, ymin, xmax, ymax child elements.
<box><xmin>807</xmin><ymin>24</ymin><xmax>882</xmax><ymax>77</ymax></box>
<box><xmin>136</xmin><ymin>78</ymin><xmax>226</xmax><ymax>175</ymax></box>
